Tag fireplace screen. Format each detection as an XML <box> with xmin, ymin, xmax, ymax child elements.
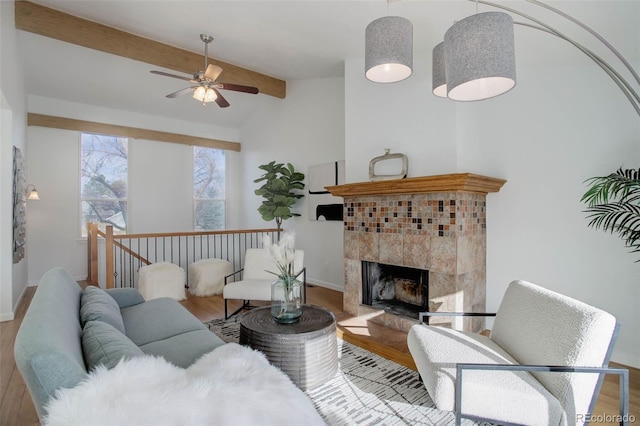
<box><xmin>361</xmin><ymin>261</ymin><xmax>428</xmax><ymax>319</ymax></box>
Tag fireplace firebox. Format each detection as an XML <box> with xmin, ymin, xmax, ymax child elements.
<box><xmin>362</xmin><ymin>261</ymin><xmax>429</xmax><ymax>320</ymax></box>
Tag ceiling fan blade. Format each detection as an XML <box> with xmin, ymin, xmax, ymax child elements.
<box><xmin>166</xmin><ymin>86</ymin><xmax>198</xmax><ymax>98</ymax></box>
<box><xmin>204</xmin><ymin>64</ymin><xmax>223</xmax><ymax>81</ymax></box>
<box><xmin>213</xmin><ymin>89</ymin><xmax>230</xmax><ymax>108</ymax></box>
<box><xmin>217</xmin><ymin>83</ymin><xmax>259</xmax><ymax>94</ymax></box>
<box><xmin>150</xmin><ymin>70</ymin><xmax>196</xmax><ymax>83</ymax></box>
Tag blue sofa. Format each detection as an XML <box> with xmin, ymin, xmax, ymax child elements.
<box><xmin>14</xmin><ymin>267</ymin><xmax>225</xmax><ymax>421</ymax></box>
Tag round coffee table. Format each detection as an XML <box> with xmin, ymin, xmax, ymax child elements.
<box><xmin>239</xmin><ymin>305</ymin><xmax>338</xmax><ymax>391</ymax></box>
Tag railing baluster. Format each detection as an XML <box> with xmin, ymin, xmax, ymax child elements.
<box><xmin>96</xmin><ymin>228</ymin><xmax>278</xmax><ymax>289</ymax></box>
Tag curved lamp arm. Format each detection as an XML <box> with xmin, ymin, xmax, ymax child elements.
<box><xmin>470</xmin><ymin>0</ymin><xmax>640</xmax><ymax>117</ymax></box>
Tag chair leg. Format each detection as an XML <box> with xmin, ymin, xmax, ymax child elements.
<box><xmin>225</xmin><ymin>300</ymin><xmax>250</xmax><ymax>319</ymax></box>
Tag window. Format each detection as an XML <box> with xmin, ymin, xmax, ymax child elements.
<box><xmin>194</xmin><ymin>146</ymin><xmax>226</xmax><ymax>230</ymax></box>
<box><xmin>80</xmin><ymin>133</ymin><xmax>128</xmax><ymax>236</ymax></box>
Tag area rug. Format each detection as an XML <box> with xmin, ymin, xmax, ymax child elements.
<box><xmin>206</xmin><ymin>318</ymin><xmax>485</xmax><ymax>426</ymax></box>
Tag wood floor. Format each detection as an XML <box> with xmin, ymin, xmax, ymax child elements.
<box><xmin>2</xmin><ymin>284</ymin><xmax>638</xmax><ymax>425</ymax></box>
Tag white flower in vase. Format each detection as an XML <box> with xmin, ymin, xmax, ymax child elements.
<box><xmin>263</xmin><ymin>232</ymin><xmax>297</xmax><ymax>279</ymax></box>
<box><xmin>263</xmin><ymin>232</ymin><xmax>302</xmax><ymax>323</ymax></box>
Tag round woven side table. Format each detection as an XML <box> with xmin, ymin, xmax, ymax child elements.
<box><xmin>239</xmin><ymin>305</ymin><xmax>338</xmax><ymax>391</ymax></box>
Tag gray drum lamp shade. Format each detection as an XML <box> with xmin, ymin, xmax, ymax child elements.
<box><xmin>444</xmin><ymin>11</ymin><xmax>516</xmax><ymax>101</ymax></box>
<box><xmin>365</xmin><ymin>16</ymin><xmax>413</xmax><ymax>83</ymax></box>
<box><xmin>432</xmin><ymin>42</ymin><xmax>447</xmax><ymax>97</ymax></box>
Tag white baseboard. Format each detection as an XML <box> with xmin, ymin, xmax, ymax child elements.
<box><xmin>612</xmin><ymin>352</ymin><xmax>640</xmax><ymax>370</ymax></box>
<box><xmin>0</xmin><ymin>312</ymin><xmax>15</xmax><ymax>322</ymax></box>
<box><xmin>0</xmin><ymin>283</ymin><xmax>30</xmax><ymax>322</ymax></box>
<box><xmin>306</xmin><ymin>278</ymin><xmax>343</xmax><ymax>293</ymax></box>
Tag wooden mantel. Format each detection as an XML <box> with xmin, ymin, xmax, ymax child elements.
<box><xmin>326</xmin><ymin>173</ymin><xmax>506</xmax><ymax>197</ymax></box>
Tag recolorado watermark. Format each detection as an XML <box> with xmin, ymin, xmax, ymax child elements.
<box><xmin>576</xmin><ymin>413</ymin><xmax>636</xmax><ymax>423</ymax></box>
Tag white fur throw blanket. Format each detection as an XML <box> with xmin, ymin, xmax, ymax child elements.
<box><xmin>45</xmin><ymin>343</ymin><xmax>324</xmax><ymax>426</ymax></box>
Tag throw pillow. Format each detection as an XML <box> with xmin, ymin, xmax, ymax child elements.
<box><xmin>82</xmin><ymin>320</ymin><xmax>144</xmax><ymax>371</ymax></box>
<box><xmin>80</xmin><ymin>285</ymin><xmax>126</xmax><ymax>334</ymax></box>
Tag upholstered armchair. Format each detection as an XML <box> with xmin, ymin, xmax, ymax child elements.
<box><xmin>407</xmin><ymin>280</ymin><xmax>629</xmax><ymax>426</ymax></box>
<box><xmin>222</xmin><ymin>248</ymin><xmax>305</xmax><ymax>319</ymax></box>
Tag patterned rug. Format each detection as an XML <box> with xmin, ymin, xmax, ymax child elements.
<box><xmin>206</xmin><ymin>318</ymin><xmax>484</xmax><ymax>426</ymax></box>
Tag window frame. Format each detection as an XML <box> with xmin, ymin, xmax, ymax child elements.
<box><xmin>192</xmin><ymin>146</ymin><xmax>227</xmax><ymax>231</ymax></box>
<box><xmin>79</xmin><ymin>132</ymin><xmax>130</xmax><ymax>238</ymax></box>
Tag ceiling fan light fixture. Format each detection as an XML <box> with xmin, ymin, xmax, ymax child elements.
<box><xmin>193</xmin><ymin>86</ymin><xmax>207</xmax><ymax>102</ymax></box>
<box><xmin>152</xmin><ymin>34</ymin><xmax>258</xmax><ymax>108</ymax></box>
<box><xmin>204</xmin><ymin>88</ymin><xmax>218</xmax><ymax>102</ymax></box>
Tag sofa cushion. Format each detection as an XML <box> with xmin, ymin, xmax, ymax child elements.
<box><xmin>120</xmin><ymin>297</ymin><xmax>207</xmax><ymax>346</ymax></box>
<box><xmin>105</xmin><ymin>288</ymin><xmax>145</xmax><ymax>309</ymax></box>
<box><xmin>139</xmin><ymin>329</ymin><xmax>226</xmax><ymax>368</ymax></box>
<box><xmin>223</xmin><ymin>279</ymin><xmax>273</xmax><ymax>301</ymax></box>
<box><xmin>80</xmin><ymin>286</ymin><xmax>126</xmax><ymax>334</ymax></box>
<box><xmin>407</xmin><ymin>324</ymin><xmax>564</xmax><ymax>425</ymax></box>
<box><xmin>82</xmin><ymin>321</ymin><xmax>144</xmax><ymax>371</ymax></box>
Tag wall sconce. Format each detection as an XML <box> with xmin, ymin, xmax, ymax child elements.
<box><xmin>26</xmin><ymin>184</ymin><xmax>40</xmax><ymax>201</ymax></box>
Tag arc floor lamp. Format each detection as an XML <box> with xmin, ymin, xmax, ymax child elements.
<box><xmin>433</xmin><ymin>0</ymin><xmax>640</xmax><ymax>117</ymax></box>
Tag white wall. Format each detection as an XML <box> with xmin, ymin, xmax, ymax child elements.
<box><xmin>344</xmin><ymin>38</ymin><xmax>640</xmax><ymax>367</ymax></box>
<box><xmin>26</xmin><ymin>97</ymin><xmax>241</xmax><ymax>284</ymax></box>
<box><xmin>458</xmin><ymin>64</ymin><xmax>640</xmax><ymax>368</ymax></box>
<box><xmin>240</xmin><ymin>78</ymin><xmax>346</xmax><ymax>290</ymax></box>
<box><xmin>345</xmin><ymin>55</ymin><xmax>457</xmax><ymax>182</ymax></box>
<box><xmin>1</xmin><ymin>1</ymin><xmax>28</xmax><ymax>321</ymax></box>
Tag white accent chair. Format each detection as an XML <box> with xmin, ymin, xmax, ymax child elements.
<box><xmin>138</xmin><ymin>262</ymin><xmax>186</xmax><ymax>301</ymax></box>
<box><xmin>407</xmin><ymin>280</ymin><xmax>629</xmax><ymax>426</ymax></box>
<box><xmin>222</xmin><ymin>248</ymin><xmax>305</xmax><ymax>319</ymax></box>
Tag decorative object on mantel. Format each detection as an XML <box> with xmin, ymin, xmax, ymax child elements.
<box><xmin>254</xmin><ymin>161</ymin><xmax>305</xmax><ymax>239</ymax></box>
<box><xmin>582</xmin><ymin>167</ymin><xmax>640</xmax><ymax>261</ymax></box>
<box><xmin>432</xmin><ymin>0</ymin><xmax>640</xmax><ymax>116</ymax></box>
<box><xmin>368</xmin><ymin>149</ymin><xmax>408</xmax><ymax>181</ymax></box>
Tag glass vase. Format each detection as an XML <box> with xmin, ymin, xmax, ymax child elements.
<box><xmin>271</xmin><ymin>275</ymin><xmax>302</xmax><ymax>323</ymax></box>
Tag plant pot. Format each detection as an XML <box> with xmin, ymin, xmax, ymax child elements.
<box><xmin>271</xmin><ymin>276</ymin><xmax>302</xmax><ymax>323</ymax></box>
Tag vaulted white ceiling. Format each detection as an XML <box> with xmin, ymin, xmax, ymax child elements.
<box><xmin>16</xmin><ymin>0</ymin><xmax>639</xmax><ymax>129</ymax></box>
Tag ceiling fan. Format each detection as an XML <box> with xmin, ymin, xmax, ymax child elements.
<box><xmin>150</xmin><ymin>34</ymin><xmax>259</xmax><ymax>108</ymax></box>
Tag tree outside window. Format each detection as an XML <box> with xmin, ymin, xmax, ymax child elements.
<box><xmin>194</xmin><ymin>147</ymin><xmax>225</xmax><ymax>230</ymax></box>
<box><xmin>80</xmin><ymin>133</ymin><xmax>128</xmax><ymax>236</ymax></box>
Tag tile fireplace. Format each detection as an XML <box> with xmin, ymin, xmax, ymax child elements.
<box><xmin>327</xmin><ymin>173</ymin><xmax>506</xmax><ymax>333</ymax></box>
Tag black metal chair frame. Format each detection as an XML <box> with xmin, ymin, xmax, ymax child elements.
<box><xmin>418</xmin><ymin>312</ymin><xmax>630</xmax><ymax>426</ymax></box>
<box><xmin>223</xmin><ymin>267</ymin><xmax>307</xmax><ymax>320</ymax></box>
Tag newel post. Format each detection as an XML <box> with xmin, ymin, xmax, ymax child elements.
<box><xmin>106</xmin><ymin>225</ymin><xmax>114</xmax><ymax>289</ymax></box>
<box><xmin>86</xmin><ymin>222</ymin><xmax>99</xmax><ymax>286</ymax></box>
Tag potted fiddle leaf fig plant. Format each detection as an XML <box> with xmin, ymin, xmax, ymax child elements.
<box><xmin>254</xmin><ymin>161</ymin><xmax>305</xmax><ymax>238</ymax></box>
<box><xmin>581</xmin><ymin>167</ymin><xmax>640</xmax><ymax>260</ymax></box>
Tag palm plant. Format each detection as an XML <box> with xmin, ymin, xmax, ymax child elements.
<box><xmin>254</xmin><ymin>161</ymin><xmax>305</xmax><ymax>238</ymax></box>
<box><xmin>581</xmin><ymin>167</ymin><xmax>640</xmax><ymax>260</ymax></box>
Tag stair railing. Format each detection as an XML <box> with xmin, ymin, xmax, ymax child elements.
<box><xmin>87</xmin><ymin>223</ymin><xmax>280</xmax><ymax>289</ymax></box>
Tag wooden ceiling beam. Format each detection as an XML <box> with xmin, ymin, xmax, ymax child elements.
<box><xmin>28</xmin><ymin>113</ymin><xmax>242</xmax><ymax>152</ymax></box>
<box><xmin>14</xmin><ymin>1</ymin><xmax>286</xmax><ymax>99</ymax></box>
